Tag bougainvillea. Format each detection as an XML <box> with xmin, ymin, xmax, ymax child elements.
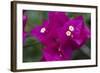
<box><xmin>26</xmin><ymin>11</ymin><xmax>90</xmax><ymax>61</ymax></box>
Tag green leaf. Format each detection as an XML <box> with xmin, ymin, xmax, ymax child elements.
<box><xmin>23</xmin><ymin>45</ymin><xmax>42</xmax><ymax>62</ymax></box>
<box><xmin>25</xmin><ymin>11</ymin><xmax>43</xmax><ymax>32</ymax></box>
<box><xmin>72</xmin><ymin>49</ymin><xmax>90</xmax><ymax>60</ymax></box>
<box><xmin>23</xmin><ymin>36</ymin><xmax>43</xmax><ymax>62</ymax></box>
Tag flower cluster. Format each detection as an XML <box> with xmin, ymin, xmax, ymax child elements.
<box><xmin>29</xmin><ymin>12</ymin><xmax>90</xmax><ymax>61</ymax></box>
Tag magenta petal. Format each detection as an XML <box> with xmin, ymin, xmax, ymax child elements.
<box><xmin>48</xmin><ymin>12</ymin><xmax>69</xmax><ymax>28</ymax></box>
<box><xmin>31</xmin><ymin>26</ymin><xmax>47</xmax><ymax>44</ymax></box>
<box><xmin>31</xmin><ymin>25</ymin><xmax>59</xmax><ymax>48</ymax></box>
<box><xmin>46</xmin><ymin>12</ymin><xmax>69</xmax><ymax>39</ymax></box>
<box><xmin>42</xmin><ymin>45</ymin><xmax>73</xmax><ymax>61</ymax></box>
<box><xmin>60</xmin><ymin>44</ymin><xmax>73</xmax><ymax>60</ymax></box>
<box><xmin>23</xmin><ymin>31</ymin><xmax>27</xmax><ymax>41</ymax></box>
<box><xmin>23</xmin><ymin>15</ymin><xmax>27</xmax><ymax>41</ymax></box>
<box><xmin>42</xmin><ymin>47</ymin><xmax>64</xmax><ymax>61</ymax></box>
<box><xmin>83</xmin><ymin>24</ymin><xmax>91</xmax><ymax>38</ymax></box>
<box><xmin>72</xmin><ymin>16</ymin><xmax>91</xmax><ymax>47</ymax></box>
<box><xmin>23</xmin><ymin>15</ymin><xmax>27</xmax><ymax>29</ymax></box>
<box><xmin>31</xmin><ymin>20</ymin><xmax>48</xmax><ymax>43</ymax></box>
<box><xmin>42</xmin><ymin>20</ymin><xmax>49</xmax><ymax>28</ymax></box>
<box><xmin>57</xmin><ymin>15</ymin><xmax>90</xmax><ymax>49</ymax></box>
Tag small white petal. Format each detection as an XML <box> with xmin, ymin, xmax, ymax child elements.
<box><xmin>40</xmin><ymin>27</ymin><xmax>46</xmax><ymax>33</ymax></box>
<box><xmin>66</xmin><ymin>31</ymin><xmax>71</xmax><ymax>36</ymax></box>
<box><xmin>69</xmin><ymin>25</ymin><xmax>74</xmax><ymax>31</ymax></box>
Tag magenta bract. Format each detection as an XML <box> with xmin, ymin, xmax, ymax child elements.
<box><xmin>23</xmin><ymin>15</ymin><xmax>27</xmax><ymax>41</ymax></box>
<box><xmin>31</xmin><ymin>12</ymin><xmax>90</xmax><ymax>61</ymax></box>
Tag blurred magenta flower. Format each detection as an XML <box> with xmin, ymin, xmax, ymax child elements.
<box><xmin>57</xmin><ymin>16</ymin><xmax>91</xmax><ymax>50</ymax></box>
<box><xmin>31</xmin><ymin>12</ymin><xmax>90</xmax><ymax>61</ymax></box>
<box><xmin>23</xmin><ymin>15</ymin><xmax>27</xmax><ymax>41</ymax></box>
<box><xmin>31</xmin><ymin>12</ymin><xmax>69</xmax><ymax>48</ymax></box>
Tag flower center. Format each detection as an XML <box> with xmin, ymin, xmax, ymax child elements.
<box><xmin>40</xmin><ymin>27</ymin><xmax>46</xmax><ymax>33</ymax></box>
<box><xmin>65</xmin><ymin>25</ymin><xmax>74</xmax><ymax>37</ymax></box>
<box><xmin>66</xmin><ymin>31</ymin><xmax>71</xmax><ymax>36</ymax></box>
<box><xmin>69</xmin><ymin>25</ymin><xmax>74</xmax><ymax>31</ymax></box>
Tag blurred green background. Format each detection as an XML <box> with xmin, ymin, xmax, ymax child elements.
<box><xmin>23</xmin><ymin>10</ymin><xmax>91</xmax><ymax>62</ymax></box>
